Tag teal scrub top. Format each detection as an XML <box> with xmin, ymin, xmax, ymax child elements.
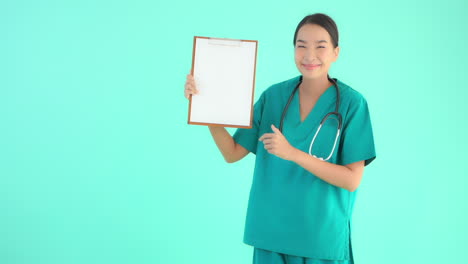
<box><xmin>233</xmin><ymin>75</ymin><xmax>376</xmax><ymax>261</ymax></box>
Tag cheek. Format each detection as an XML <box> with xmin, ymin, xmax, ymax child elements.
<box><xmin>318</xmin><ymin>50</ymin><xmax>333</xmax><ymax>61</ymax></box>
<box><xmin>316</xmin><ymin>49</ymin><xmax>326</xmax><ymax>57</ymax></box>
<box><xmin>294</xmin><ymin>50</ymin><xmax>303</xmax><ymax>62</ymax></box>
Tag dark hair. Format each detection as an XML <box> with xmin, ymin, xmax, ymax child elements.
<box><xmin>293</xmin><ymin>13</ymin><xmax>339</xmax><ymax>48</ymax></box>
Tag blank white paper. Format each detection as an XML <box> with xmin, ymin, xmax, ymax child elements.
<box><xmin>189</xmin><ymin>37</ymin><xmax>257</xmax><ymax>127</ymax></box>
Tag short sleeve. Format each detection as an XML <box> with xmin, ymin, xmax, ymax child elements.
<box><xmin>232</xmin><ymin>93</ymin><xmax>265</xmax><ymax>154</ymax></box>
<box><xmin>338</xmin><ymin>96</ymin><xmax>376</xmax><ymax>166</ymax></box>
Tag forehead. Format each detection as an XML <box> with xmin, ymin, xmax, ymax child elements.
<box><xmin>296</xmin><ymin>24</ymin><xmax>331</xmax><ymax>43</ymax></box>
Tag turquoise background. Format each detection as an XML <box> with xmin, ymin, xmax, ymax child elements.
<box><xmin>1</xmin><ymin>0</ymin><xmax>467</xmax><ymax>263</ymax></box>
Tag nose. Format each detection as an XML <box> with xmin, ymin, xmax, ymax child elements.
<box><xmin>303</xmin><ymin>48</ymin><xmax>317</xmax><ymax>62</ymax></box>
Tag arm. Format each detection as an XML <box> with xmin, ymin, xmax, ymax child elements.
<box><xmin>291</xmin><ymin>149</ymin><xmax>364</xmax><ymax>192</ymax></box>
<box><xmin>259</xmin><ymin>124</ymin><xmax>364</xmax><ymax>192</ymax></box>
<box><xmin>208</xmin><ymin>126</ymin><xmax>249</xmax><ymax>163</ymax></box>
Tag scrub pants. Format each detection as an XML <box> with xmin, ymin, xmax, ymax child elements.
<box><xmin>253</xmin><ymin>248</ymin><xmax>352</xmax><ymax>264</ymax></box>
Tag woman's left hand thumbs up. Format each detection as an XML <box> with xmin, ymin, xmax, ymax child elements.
<box><xmin>259</xmin><ymin>124</ymin><xmax>297</xmax><ymax>161</ymax></box>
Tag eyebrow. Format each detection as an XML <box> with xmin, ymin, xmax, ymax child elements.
<box><xmin>296</xmin><ymin>39</ymin><xmax>328</xmax><ymax>44</ymax></box>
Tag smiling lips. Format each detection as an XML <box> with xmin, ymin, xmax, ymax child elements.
<box><xmin>303</xmin><ymin>64</ymin><xmax>321</xmax><ymax>70</ymax></box>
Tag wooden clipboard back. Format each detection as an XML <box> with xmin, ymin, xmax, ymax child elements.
<box><xmin>188</xmin><ymin>36</ymin><xmax>258</xmax><ymax>128</ymax></box>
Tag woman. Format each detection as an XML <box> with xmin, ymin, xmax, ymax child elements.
<box><xmin>184</xmin><ymin>13</ymin><xmax>376</xmax><ymax>264</ymax></box>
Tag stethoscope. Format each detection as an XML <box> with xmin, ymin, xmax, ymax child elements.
<box><xmin>279</xmin><ymin>75</ymin><xmax>342</xmax><ymax>161</ymax></box>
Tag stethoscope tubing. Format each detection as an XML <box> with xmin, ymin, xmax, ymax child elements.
<box><xmin>278</xmin><ymin>75</ymin><xmax>343</xmax><ymax>161</ymax></box>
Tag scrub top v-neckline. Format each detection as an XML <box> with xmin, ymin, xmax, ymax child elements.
<box><xmin>297</xmin><ymin>88</ymin><xmax>321</xmax><ymax>123</ymax></box>
<box><xmin>288</xmin><ymin>81</ymin><xmax>336</xmax><ymax>131</ymax></box>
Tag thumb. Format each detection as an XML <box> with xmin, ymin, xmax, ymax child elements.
<box><xmin>271</xmin><ymin>124</ymin><xmax>282</xmax><ymax>134</ymax></box>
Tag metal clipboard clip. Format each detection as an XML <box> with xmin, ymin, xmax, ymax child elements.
<box><xmin>208</xmin><ymin>37</ymin><xmax>242</xmax><ymax>47</ymax></box>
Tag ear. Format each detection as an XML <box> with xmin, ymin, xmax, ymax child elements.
<box><xmin>332</xmin><ymin>46</ymin><xmax>340</xmax><ymax>62</ymax></box>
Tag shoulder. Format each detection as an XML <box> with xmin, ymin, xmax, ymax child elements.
<box><xmin>335</xmin><ymin>79</ymin><xmax>374</xmax><ymax>125</ymax></box>
<box><xmin>336</xmin><ymin>79</ymin><xmax>369</xmax><ymax>112</ymax></box>
<box><xmin>261</xmin><ymin>75</ymin><xmax>301</xmax><ymax>99</ymax></box>
<box><xmin>336</xmin><ymin>79</ymin><xmax>367</xmax><ymax>102</ymax></box>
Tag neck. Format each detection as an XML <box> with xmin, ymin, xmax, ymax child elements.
<box><xmin>300</xmin><ymin>75</ymin><xmax>332</xmax><ymax>97</ymax></box>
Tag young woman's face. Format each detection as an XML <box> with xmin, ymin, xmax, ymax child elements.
<box><xmin>294</xmin><ymin>24</ymin><xmax>340</xmax><ymax>80</ymax></box>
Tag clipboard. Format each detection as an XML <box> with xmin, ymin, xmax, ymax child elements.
<box><xmin>188</xmin><ymin>36</ymin><xmax>258</xmax><ymax>128</ymax></box>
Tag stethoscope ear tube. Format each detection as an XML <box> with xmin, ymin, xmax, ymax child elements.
<box><xmin>279</xmin><ymin>84</ymin><xmax>299</xmax><ymax>132</ymax></box>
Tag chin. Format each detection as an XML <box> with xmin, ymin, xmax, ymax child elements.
<box><xmin>300</xmin><ymin>71</ymin><xmax>322</xmax><ymax>80</ymax></box>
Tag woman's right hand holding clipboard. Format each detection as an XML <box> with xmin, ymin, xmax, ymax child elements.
<box><xmin>184</xmin><ymin>73</ymin><xmax>198</xmax><ymax>99</ymax></box>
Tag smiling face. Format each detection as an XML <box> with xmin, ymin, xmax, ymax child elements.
<box><xmin>294</xmin><ymin>24</ymin><xmax>340</xmax><ymax>80</ymax></box>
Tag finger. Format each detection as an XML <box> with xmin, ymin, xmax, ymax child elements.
<box><xmin>187</xmin><ymin>78</ymin><xmax>195</xmax><ymax>86</ymax></box>
<box><xmin>186</xmin><ymin>80</ymin><xmax>198</xmax><ymax>94</ymax></box>
<box><xmin>186</xmin><ymin>76</ymin><xmax>193</xmax><ymax>85</ymax></box>
<box><xmin>185</xmin><ymin>79</ymin><xmax>195</xmax><ymax>89</ymax></box>
<box><xmin>186</xmin><ymin>74</ymin><xmax>196</xmax><ymax>84</ymax></box>
<box><xmin>271</xmin><ymin>124</ymin><xmax>281</xmax><ymax>134</ymax></box>
<box><xmin>184</xmin><ymin>85</ymin><xmax>192</xmax><ymax>94</ymax></box>
<box><xmin>185</xmin><ymin>90</ymin><xmax>195</xmax><ymax>99</ymax></box>
<box><xmin>184</xmin><ymin>86</ymin><xmax>197</xmax><ymax>99</ymax></box>
<box><xmin>184</xmin><ymin>83</ymin><xmax>198</xmax><ymax>95</ymax></box>
<box><xmin>259</xmin><ymin>133</ymin><xmax>274</xmax><ymax>141</ymax></box>
<box><xmin>185</xmin><ymin>83</ymin><xmax>194</xmax><ymax>92</ymax></box>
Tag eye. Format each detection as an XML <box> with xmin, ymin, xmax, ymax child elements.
<box><xmin>296</xmin><ymin>45</ymin><xmax>306</xmax><ymax>48</ymax></box>
<box><xmin>318</xmin><ymin>46</ymin><xmax>325</xmax><ymax>48</ymax></box>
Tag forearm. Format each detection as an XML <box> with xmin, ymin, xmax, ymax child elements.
<box><xmin>290</xmin><ymin>148</ymin><xmax>356</xmax><ymax>192</ymax></box>
<box><xmin>208</xmin><ymin>126</ymin><xmax>239</xmax><ymax>163</ymax></box>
